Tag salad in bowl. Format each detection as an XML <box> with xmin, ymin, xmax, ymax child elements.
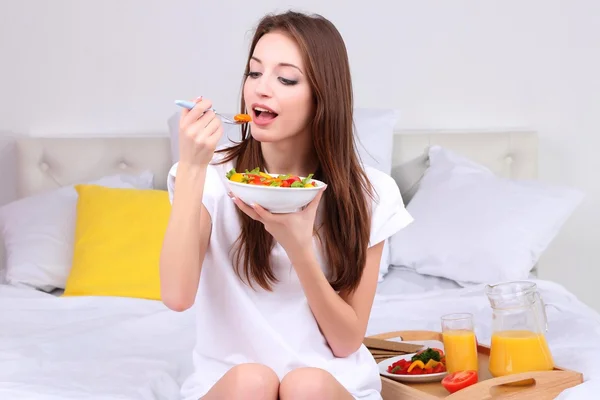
<box><xmin>225</xmin><ymin>167</ymin><xmax>325</xmax><ymax>213</ymax></box>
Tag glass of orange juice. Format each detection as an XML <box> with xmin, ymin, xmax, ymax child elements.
<box><xmin>441</xmin><ymin>313</ymin><xmax>479</xmax><ymax>373</ymax></box>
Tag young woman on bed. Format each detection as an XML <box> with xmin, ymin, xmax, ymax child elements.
<box><xmin>160</xmin><ymin>10</ymin><xmax>412</xmax><ymax>400</ymax></box>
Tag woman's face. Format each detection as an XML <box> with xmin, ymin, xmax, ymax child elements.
<box><xmin>243</xmin><ymin>31</ymin><xmax>313</xmax><ymax>143</ymax></box>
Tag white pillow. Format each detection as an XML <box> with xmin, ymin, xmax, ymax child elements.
<box><xmin>168</xmin><ymin>107</ymin><xmax>399</xmax><ymax>280</ymax></box>
<box><xmin>353</xmin><ymin>108</ymin><xmax>399</xmax><ymax>279</ymax></box>
<box><xmin>0</xmin><ymin>171</ymin><xmax>154</xmax><ymax>292</ymax></box>
<box><xmin>389</xmin><ymin>146</ymin><xmax>584</xmax><ymax>284</ymax></box>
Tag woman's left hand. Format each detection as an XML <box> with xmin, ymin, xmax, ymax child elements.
<box><xmin>230</xmin><ymin>186</ymin><xmax>326</xmax><ymax>257</ymax></box>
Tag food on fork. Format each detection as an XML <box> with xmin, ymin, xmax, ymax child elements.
<box><xmin>234</xmin><ymin>113</ymin><xmax>252</xmax><ymax>123</ymax></box>
<box><xmin>226</xmin><ymin>168</ymin><xmax>316</xmax><ymax>188</ymax></box>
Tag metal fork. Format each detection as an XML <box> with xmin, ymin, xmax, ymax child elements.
<box><xmin>174</xmin><ymin>100</ymin><xmax>246</xmax><ymax>125</ymax></box>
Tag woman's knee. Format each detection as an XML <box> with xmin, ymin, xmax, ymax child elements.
<box><xmin>206</xmin><ymin>363</ymin><xmax>280</xmax><ymax>399</ymax></box>
<box><xmin>279</xmin><ymin>367</ymin><xmax>345</xmax><ymax>399</ymax></box>
<box><xmin>231</xmin><ymin>364</ymin><xmax>279</xmax><ymax>397</ymax></box>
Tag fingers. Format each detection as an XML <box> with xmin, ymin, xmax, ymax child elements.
<box><xmin>179</xmin><ymin>96</ymin><xmax>223</xmax><ymax>148</ymax></box>
<box><xmin>202</xmin><ymin>113</ymin><xmax>222</xmax><ymax>136</ymax></box>
<box><xmin>190</xmin><ymin>114</ymin><xmax>222</xmax><ymax>148</ymax></box>
<box><xmin>179</xmin><ymin>96</ymin><xmax>202</xmax><ymax>119</ymax></box>
<box><xmin>251</xmin><ymin>203</ymin><xmax>271</xmax><ymax>221</ymax></box>
<box><xmin>197</xmin><ymin>109</ymin><xmax>217</xmax><ymax>129</ymax></box>
<box><xmin>184</xmin><ymin>109</ymin><xmax>216</xmax><ymax>137</ymax></box>
<box><xmin>180</xmin><ymin>97</ymin><xmax>213</xmax><ymax>128</ymax></box>
<box><xmin>305</xmin><ymin>185</ymin><xmax>327</xmax><ymax>212</ymax></box>
<box><xmin>230</xmin><ymin>195</ymin><xmax>263</xmax><ymax>222</ymax></box>
<box><xmin>206</xmin><ymin>124</ymin><xmax>224</xmax><ymax>148</ymax></box>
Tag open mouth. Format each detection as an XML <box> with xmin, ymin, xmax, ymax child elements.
<box><xmin>253</xmin><ymin>106</ymin><xmax>279</xmax><ymax>123</ymax></box>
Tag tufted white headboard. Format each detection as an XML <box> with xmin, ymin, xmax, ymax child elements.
<box><xmin>0</xmin><ymin>130</ymin><xmax>538</xmax><ymax>276</ymax></box>
<box><xmin>389</xmin><ymin>130</ymin><xmax>537</xmax><ymax>203</ymax></box>
<box><xmin>11</xmin><ymin>137</ymin><xmax>172</xmax><ymax>198</ymax></box>
<box><xmin>392</xmin><ymin>130</ymin><xmax>537</xmax><ymax>178</ymax></box>
<box><xmin>3</xmin><ymin>131</ymin><xmax>537</xmax><ymax>200</ymax></box>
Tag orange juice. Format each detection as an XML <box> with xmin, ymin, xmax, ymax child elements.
<box><xmin>442</xmin><ymin>329</ymin><xmax>479</xmax><ymax>373</ymax></box>
<box><xmin>489</xmin><ymin>330</ymin><xmax>554</xmax><ymax>377</ymax></box>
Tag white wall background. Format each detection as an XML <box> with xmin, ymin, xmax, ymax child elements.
<box><xmin>0</xmin><ymin>0</ymin><xmax>598</xmax><ymax>309</ymax></box>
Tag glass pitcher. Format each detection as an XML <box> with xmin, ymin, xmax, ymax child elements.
<box><xmin>485</xmin><ymin>281</ymin><xmax>555</xmax><ymax>377</ymax></box>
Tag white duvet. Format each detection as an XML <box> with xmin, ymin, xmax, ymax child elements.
<box><xmin>1</xmin><ymin>277</ymin><xmax>599</xmax><ymax>400</ymax></box>
<box><xmin>0</xmin><ymin>285</ymin><xmax>196</xmax><ymax>400</ymax></box>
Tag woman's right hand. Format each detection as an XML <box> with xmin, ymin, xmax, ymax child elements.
<box><xmin>178</xmin><ymin>97</ymin><xmax>224</xmax><ymax>168</ymax></box>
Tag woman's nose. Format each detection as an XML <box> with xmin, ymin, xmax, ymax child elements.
<box><xmin>254</xmin><ymin>76</ymin><xmax>273</xmax><ymax>98</ymax></box>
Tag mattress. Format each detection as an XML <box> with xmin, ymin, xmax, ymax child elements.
<box><xmin>1</xmin><ymin>276</ymin><xmax>600</xmax><ymax>399</ymax></box>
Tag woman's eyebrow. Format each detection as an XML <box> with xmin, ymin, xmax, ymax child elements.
<box><xmin>251</xmin><ymin>56</ymin><xmax>304</xmax><ymax>75</ymax></box>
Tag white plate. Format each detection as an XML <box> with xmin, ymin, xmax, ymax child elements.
<box><xmin>378</xmin><ymin>353</ymin><xmax>448</xmax><ymax>383</ymax></box>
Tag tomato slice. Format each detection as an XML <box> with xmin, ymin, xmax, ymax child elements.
<box><xmin>441</xmin><ymin>370</ymin><xmax>479</xmax><ymax>394</ymax></box>
<box><xmin>432</xmin><ymin>348</ymin><xmax>444</xmax><ymax>357</ymax></box>
<box><xmin>283</xmin><ymin>177</ymin><xmax>299</xmax><ymax>186</ymax></box>
<box><xmin>416</xmin><ymin>347</ymin><xmax>445</xmax><ymax>357</ymax></box>
<box><xmin>432</xmin><ymin>363</ymin><xmax>446</xmax><ymax>373</ymax></box>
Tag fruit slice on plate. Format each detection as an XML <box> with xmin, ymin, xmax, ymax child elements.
<box><xmin>441</xmin><ymin>370</ymin><xmax>479</xmax><ymax>393</ymax></box>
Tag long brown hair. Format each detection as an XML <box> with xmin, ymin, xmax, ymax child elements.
<box><xmin>217</xmin><ymin>10</ymin><xmax>374</xmax><ymax>293</ymax></box>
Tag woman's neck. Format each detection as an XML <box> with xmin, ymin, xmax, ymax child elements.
<box><xmin>260</xmin><ymin>134</ymin><xmax>318</xmax><ymax>178</ymax></box>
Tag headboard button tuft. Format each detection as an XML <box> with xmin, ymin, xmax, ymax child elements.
<box><xmin>504</xmin><ymin>155</ymin><xmax>514</xmax><ymax>165</ymax></box>
<box><xmin>39</xmin><ymin>162</ymin><xmax>50</xmax><ymax>172</ymax></box>
<box><xmin>119</xmin><ymin>161</ymin><xmax>128</xmax><ymax>170</ymax></box>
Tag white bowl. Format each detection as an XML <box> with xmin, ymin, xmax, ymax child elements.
<box><xmin>227</xmin><ymin>174</ymin><xmax>325</xmax><ymax>214</ymax></box>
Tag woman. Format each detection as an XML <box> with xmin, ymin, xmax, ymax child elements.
<box><xmin>160</xmin><ymin>10</ymin><xmax>413</xmax><ymax>400</ymax></box>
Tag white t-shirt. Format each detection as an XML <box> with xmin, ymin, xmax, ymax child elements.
<box><xmin>167</xmin><ymin>149</ymin><xmax>413</xmax><ymax>400</ymax></box>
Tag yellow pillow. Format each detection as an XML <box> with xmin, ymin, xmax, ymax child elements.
<box><xmin>63</xmin><ymin>184</ymin><xmax>171</xmax><ymax>300</ymax></box>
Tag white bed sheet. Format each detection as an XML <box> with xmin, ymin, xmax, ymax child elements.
<box><xmin>1</xmin><ymin>277</ymin><xmax>600</xmax><ymax>399</ymax></box>
<box><xmin>376</xmin><ymin>266</ymin><xmax>462</xmax><ymax>296</ymax></box>
<box><xmin>0</xmin><ymin>284</ymin><xmax>196</xmax><ymax>400</ymax></box>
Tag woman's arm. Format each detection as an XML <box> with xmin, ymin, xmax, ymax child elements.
<box><xmin>230</xmin><ymin>189</ymin><xmax>383</xmax><ymax>357</ymax></box>
<box><xmin>287</xmin><ymin>241</ymin><xmax>384</xmax><ymax>358</ymax></box>
<box><xmin>159</xmin><ymin>165</ymin><xmax>212</xmax><ymax>312</ymax></box>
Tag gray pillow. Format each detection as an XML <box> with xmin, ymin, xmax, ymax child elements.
<box><xmin>391</xmin><ymin>152</ymin><xmax>429</xmax><ymax>205</ymax></box>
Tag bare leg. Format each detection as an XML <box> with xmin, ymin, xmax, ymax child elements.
<box><xmin>201</xmin><ymin>363</ymin><xmax>280</xmax><ymax>400</ymax></box>
<box><xmin>279</xmin><ymin>367</ymin><xmax>355</xmax><ymax>400</ymax></box>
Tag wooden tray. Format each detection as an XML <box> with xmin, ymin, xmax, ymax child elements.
<box><xmin>369</xmin><ymin>330</ymin><xmax>584</xmax><ymax>400</ymax></box>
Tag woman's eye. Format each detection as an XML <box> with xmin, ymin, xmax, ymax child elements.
<box><xmin>279</xmin><ymin>77</ymin><xmax>297</xmax><ymax>85</ymax></box>
<box><xmin>247</xmin><ymin>71</ymin><xmax>261</xmax><ymax>78</ymax></box>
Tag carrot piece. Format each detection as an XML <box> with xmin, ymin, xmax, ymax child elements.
<box><xmin>234</xmin><ymin>113</ymin><xmax>252</xmax><ymax>123</ymax></box>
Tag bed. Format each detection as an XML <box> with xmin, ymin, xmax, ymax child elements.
<box><xmin>0</xmin><ymin>130</ymin><xmax>598</xmax><ymax>400</ymax></box>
